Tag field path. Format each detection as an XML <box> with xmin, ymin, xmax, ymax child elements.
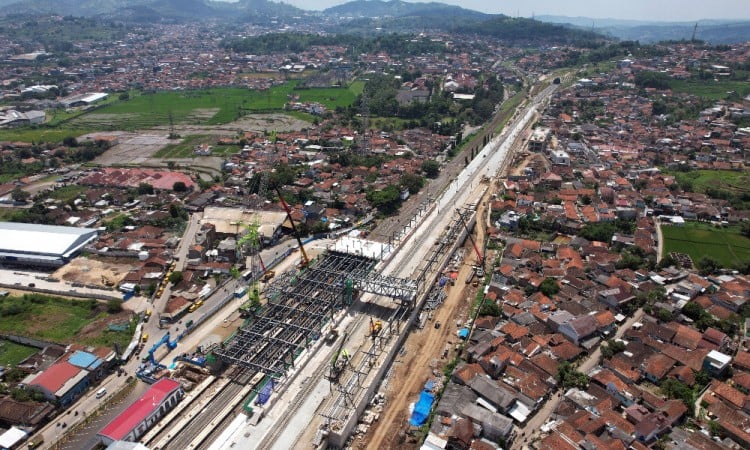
<box><xmin>656</xmin><ymin>218</ymin><xmax>664</xmax><ymax>263</ymax></box>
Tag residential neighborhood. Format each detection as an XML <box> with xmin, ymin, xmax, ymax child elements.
<box><xmin>0</xmin><ymin>3</ymin><xmax>747</xmax><ymax>450</ymax></box>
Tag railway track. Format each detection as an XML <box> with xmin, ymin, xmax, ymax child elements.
<box><xmin>149</xmin><ymin>368</ymin><xmax>258</xmax><ymax>450</ymax></box>
<box><xmin>195</xmin><ymin>405</ymin><xmax>241</xmax><ymax>450</ymax></box>
<box><xmin>255</xmin><ymin>297</ymin><xmax>385</xmax><ymax>449</ymax></box>
<box><xmin>255</xmin><ymin>357</ymin><xmax>330</xmax><ymax>450</ymax></box>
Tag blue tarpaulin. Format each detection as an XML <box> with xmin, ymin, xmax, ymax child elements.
<box><xmin>409</xmin><ymin>390</ymin><xmax>435</xmax><ymax>426</ymax></box>
<box><xmin>257</xmin><ymin>378</ymin><xmax>275</xmax><ymax>405</ymax></box>
<box><xmin>458</xmin><ymin>328</ymin><xmax>470</xmax><ymax>339</ymax></box>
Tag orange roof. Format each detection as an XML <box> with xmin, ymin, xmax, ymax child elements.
<box><xmin>594</xmin><ymin>310</ymin><xmax>616</xmax><ymax>328</ymax></box>
<box><xmin>500</xmin><ymin>322</ymin><xmax>529</xmax><ymax>341</ymax></box>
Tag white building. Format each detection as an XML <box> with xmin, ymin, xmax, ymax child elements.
<box><xmin>550</xmin><ymin>150</ymin><xmax>571</xmax><ymax>166</ymax></box>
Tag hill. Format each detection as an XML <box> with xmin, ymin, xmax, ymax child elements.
<box><xmin>324</xmin><ymin>1</ymin><xmax>603</xmax><ymax>44</ymax></box>
<box><xmin>0</xmin><ymin>0</ymin><xmax>302</xmax><ymax>21</ymax></box>
<box><xmin>537</xmin><ymin>15</ymin><xmax>750</xmax><ymax>44</ymax></box>
<box><xmin>461</xmin><ymin>16</ymin><xmax>602</xmax><ymax>44</ymax></box>
<box><xmin>324</xmin><ymin>0</ymin><xmax>488</xmax><ymax>21</ymax></box>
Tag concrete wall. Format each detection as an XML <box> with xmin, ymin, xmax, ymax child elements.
<box><xmin>327</xmin><ymin>212</ymin><xmax>472</xmax><ymax>447</ymax></box>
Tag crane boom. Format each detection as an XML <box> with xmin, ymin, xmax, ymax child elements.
<box><xmin>456</xmin><ymin>209</ymin><xmax>483</xmax><ymax>265</ymax></box>
<box><xmin>275</xmin><ymin>187</ymin><xmax>310</xmax><ymax>267</ymax></box>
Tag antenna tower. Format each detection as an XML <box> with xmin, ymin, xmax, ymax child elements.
<box><xmin>359</xmin><ymin>94</ymin><xmax>370</xmax><ymax>155</ymax></box>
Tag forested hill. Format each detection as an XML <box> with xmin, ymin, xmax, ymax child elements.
<box><xmin>458</xmin><ymin>16</ymin><xmax>603</xmax><ymax>44</ymax></box>
<box><xmin>324</xmin><ymin>0</ymin><xmax>489</xmax><ymax>21</ymax></box>
<box><xmin>0</xmin><ymin>0</ymin><xmax>303</xmax><ymax>21</ymax></box>
<box><xmin>327</xmin><ymin>14</ymin><xmax>605</xmax><ymax>45</ymax></box>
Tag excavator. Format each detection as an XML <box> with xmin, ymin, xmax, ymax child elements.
<box><xmin>328</xmin><ymin>331</ymin><xmax>349</xmax><ymax>381</ymax></box>
<box><xmin>101</xmin><ymin>275</ymin><xmax>115</xmax><ymax>287</ymax></box>
<box><xmin>275</xmin><ymin>187</ymin><xmax>310</xmax><ymax>268</ymax></box>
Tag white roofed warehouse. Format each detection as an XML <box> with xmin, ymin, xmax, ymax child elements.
<box><xmin>0</xmin><ymin>222</ymin><xmax>99</xmax><ymax>267</ymax></box>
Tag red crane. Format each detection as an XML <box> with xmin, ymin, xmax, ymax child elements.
<box><xmin>276</xmin><ymin>187</ymin><xmax>310</xmax><ymax>267</ymax></box>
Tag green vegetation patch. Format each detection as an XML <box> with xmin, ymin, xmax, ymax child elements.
<box><xmin>155</xmin><ymin>135</ymin><xmax>207</xmax><ymax>158</ymax></box>
<box><xmin>662</xmin><ymin>222</ymin><xmax>750</xmax><ymax>267</ymax></box>
<box><xmin>669</xmin><ymin>79</ymin><xmax>750</xmax><ymax>100</ymax></box>
<box><xmin>0</xmin><ymin>340</ymin><xmax>38</xmax><ymax>367</ymax></box>
<box><xmin>69</xmin><ymin>81</ymin><xmax>361</xmax><ymax>130</ymax></box>
<box><xmin>48</xmin><ymin>185</ymin><xmax>87</xmax><ymax>203</ymax></box>
<box><xmin>0</xmin><ymin>81</ymin><xmax>361</xmax><ymax>143</ymax></box>
<box><xmin>670</xmin><ymin>169</ymin><xmax>750</xmax><ymax>194</ymax></box>
<box><xmin>0</xmin><ymin>293</ymin><xmax>126</xmax><ymax>345</ymax></box>
<box><xmin>494</xmin><ymin>91</ymin><xmax>525</xmax><ymax>134</ymax></box>
<box><xmin>0</xmin><ymin>127</ymin><xmax>94</xmax><ymax>144</ymax></box>
<box><xmin>669</xmin><ymin>169</ymin><xmax>750</xmax><ymax>209</ymax></box>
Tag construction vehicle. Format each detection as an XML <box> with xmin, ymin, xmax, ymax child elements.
<box><xmin>143</xmin><ymin>332</ymin><xmax>171</xmax><ymax>364</ymax></box>
<box><xmin>275</xmin><ymin>187</ymin><xmax>310</xmax><ymax>268</ymax></box>
<box><xmin>101</xmin><ymin>275</ymin><xmax>115</xmax><ymax>287</ymax></box>
<box><xmin>328</xmin><ymin>332</ymin><xmax>349</xmax><ymax>381</ymax></box>
<box><xmin>27</xmin><ymin>436</ymin><xmax>44</xmax><ymax>449</ymax></box>
<box><xmin>369</xmin><ymin>318</ymin><xmax>382</xmax><ymax>340</ymax></box>
<box><xmin>261</xmin><ymin>270</ymin><xmax>275</xmax><ymax>282</ymax></box>
<box><xmin>326</xmin><ymin>326</ymin><xmax>339</xmax><ymax>344</ymax></box>
<box><xmin>465</xmin><ymin>268</ymin><xmax>476</xmax><ymax>285</ymax></box>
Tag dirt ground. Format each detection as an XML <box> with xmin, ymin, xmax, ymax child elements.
<box><xmin>511</xmin><ymin>152</ymin><xmax>550</xmax><ymax>177</ymax></box>
<box><xmin>89</xmin><ymin>113</ymin><xmax>310</xmax><ymax>168</ymax></box>
<box><xmin>52</xmin><ymin>256</ymin><xmax>138</xmax><ymax>286</ymax></box>
<box><xmin>360</xmin><ymin>196</ymin><xmax>491</xmax><ymax>449</ymax></box>
<box><xmin>75</xmin><ymin>309</ymin><xmax>134</xmax><ymax>341</ymax></box>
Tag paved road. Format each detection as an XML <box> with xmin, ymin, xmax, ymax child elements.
<box><xmin>33</xmin><ymin>215</ymin><xmax>205</xmax><ymax>450</ymax></box>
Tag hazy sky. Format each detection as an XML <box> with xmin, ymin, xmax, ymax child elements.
<box><xmin>266</xmin><ymin>0</ymin><xmax>750</xmax><ymax>21</ymax></box>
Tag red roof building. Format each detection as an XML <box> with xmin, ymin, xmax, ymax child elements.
<box><xmin>23</xmin><ymin>360</ymin><xmax>88</xmax><ymax>407</ymax></box>
<box><xmin>98</xmin><ymin>378</ymin><xmax>183</xmax><ymax>445</ymax></box>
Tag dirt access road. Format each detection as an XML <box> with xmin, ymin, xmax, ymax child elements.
<box><xmin>361</xmin><ymin>193</ymin><xmax>490</xmax><ymax>449</ymax></box>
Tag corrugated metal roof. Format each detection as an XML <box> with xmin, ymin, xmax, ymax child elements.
<box><xmin>98</xmin><ymin>378</ymin><xmax>181</xmax><ymax>442</ymax></box>
<box><xmin>68</xmin><ymin>350</ymin><xmax>99</xmax><ymax>370</ymax></box>
<box><xmin>28</xmin><ymin>361</ymin><xmax>82</xmax><ymax>394</ymax></box>
<box><xmin>0</xmin><ymin>222</ymin><xmax>98</xmax><ymax>257</ymax></box>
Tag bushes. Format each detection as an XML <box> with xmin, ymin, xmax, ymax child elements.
<box><xmin>557</xmin><ymin>361</ymin><xmax>589</xmax><ymax>389</ymax></box>
<box><xmin>106</xmin><ymin>300</ymin><xmax>123</xmax><ymax>314</ymax></box>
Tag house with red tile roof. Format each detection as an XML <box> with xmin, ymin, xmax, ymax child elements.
<box><xmin>640</xmin><ymin>353</ymin><xmax>677</xmax><ymax>383</ymax></box>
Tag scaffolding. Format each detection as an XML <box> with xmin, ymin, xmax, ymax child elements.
<box><xmin>319</xmin><ymin>208</ymin><xmax>476</xmax><ymax>432</ymax></box>
<box><xmin>217</xmin><ymin>252</ymin><xmax>376</xmax><ymax>376</ymax></box>
<box><xmin>320</xmin><ymin>305</ymin><xmax>410</xmax><ymax>423</ymax></box>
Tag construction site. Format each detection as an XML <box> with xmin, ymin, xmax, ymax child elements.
<box><xmin>128</xmin><ymin>181</ymin><xmax>487</xmax><ymax>450</ymax></box>
<box><xmin>113</xmin><ymin>80</ymin><xmax>554</xmax><ymax>450</ymax></box>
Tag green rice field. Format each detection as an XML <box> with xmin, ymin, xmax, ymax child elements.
<box><xmin>662</xmin><ymin>221</ymin><xmax>750</xmax><ymax>267</ymax></box>
<box><xmin>0</xmin><ymin>80</ymin><xmax>364</xmax><ymax>142</ymax></box>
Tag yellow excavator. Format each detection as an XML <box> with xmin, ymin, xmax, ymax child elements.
<box><xmin>369</xmin><ymin>318</ymin><xmax>382</xmax><ymax>340</ymax></box>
